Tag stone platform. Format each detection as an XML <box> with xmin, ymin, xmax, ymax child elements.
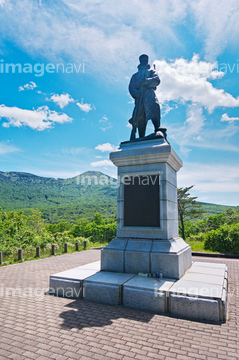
<box><xmin>84</xmin><ymin>271</ymin><xmax>135</xmax><ymax>305</ymax></box>
<box><xmin>49</xmin><ymin>261</ymin><xmax>100</xmax><ymax>298</ymax></box>
<box><xmin>49</xmin><ymin>260</ymin><xmax>228</xmax><ymax>322</ymax></box>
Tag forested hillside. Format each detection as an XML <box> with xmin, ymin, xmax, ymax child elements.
<box><xmin>0</xmin><ymin>171</ymin><xmax>117</xmax><ymax>222</ymax></box>
<box><xmin>0</xmin><ymin>172</ymin><xmax>238</xmax><ymax>264</ymax></box>
<box><xmin>0</xmin><ymin>171</ymin><xmax>236</xmax><ymax>223</ymax></box>
<box><xmin>198</xmin><ymin>202</ymin><xmax>237</xmax><ymax>215</ymax></box>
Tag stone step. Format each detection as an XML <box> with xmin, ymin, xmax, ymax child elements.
<box><xmin>49</xmin><ymin>260</ymin><xmax>228</xmax><ymax>322</ymax></box>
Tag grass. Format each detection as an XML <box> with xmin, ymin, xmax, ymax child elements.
<box><xmin>185</xmin><ymin>239</ymin><xmax>219</xmax><ymax>253</ymax></box>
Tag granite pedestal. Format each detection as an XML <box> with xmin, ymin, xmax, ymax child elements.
<box><xmin>101</xmin><ymin>137</ymin><xmax>192</xmax><ymax>279</ymax></box>
<box><xmin>49</xmin><ymin>136</ymin><xmax>228</xmax><ymax>322</ymax></box>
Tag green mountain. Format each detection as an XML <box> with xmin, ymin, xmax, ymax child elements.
<box><xmin>0</xmin><ymin>171</ymin><xmax>236</xmax><ymax>223</ymax></box>
<box><xmin>198</xmin><ymin>202</ymin><xmax>237</xmax><ymax>215</ymax></box>
<box><xmin>0</xmin><ymin>171</ymin><xmax>117</xmax><ymax>222</ymax></box>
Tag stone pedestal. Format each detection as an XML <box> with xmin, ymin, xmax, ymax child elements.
<box><xmin>101</xmin><ymin>137</ymin><xmax>192</xmax><ymax>279</ymax></box>
<box><xmin>49</xmin><ymin>136</ymin><xmax>228</xmax><ymax>322</ymax></box>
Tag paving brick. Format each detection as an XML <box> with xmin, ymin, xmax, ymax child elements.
<box><xmin>0</xmin><ymin>252</ymin><xmax>239</xmax><ymax>360</ymax></box>
<box><xmin>49</xmin><ymin>355</ymin><xmax>68</xmax><ymax>360</ymax></box>
<box><xmin>8</xmin><ymin>354</ymin><xmax>26</xmax><ymax>360</ymax></box>
<box><xmin>146</xmin><ymin>352</ymin><xmax>166</xmax><ymax>359</ymax></box>
<box><xmin>189</xmin><ymin>355</ymin><xmax>206</xmax><ymax>360</ymax></box>
<box><xmin>104</xmin><ymin>352</ymin><xmax>123</xmax><ymax>359</ymax></box>
<box><xmin>102</xmin><ymin>345</ymin><xmax>122</xmax><ymax>353</ymax></box>
<box><xmin>92</xmin><ymin>354</ymin><xmax>113</xmax><ymax>360</ymax></box>
<box><xmin>22</xmin><ymin>351</ymin><xmax>39</xmax><ymax>359</ymax></box>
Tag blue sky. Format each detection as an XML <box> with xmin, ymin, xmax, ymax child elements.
<box><xmin>0</xmin><ymin>0</ymin><xmax>239</xmax><ymax>206</ymax></box>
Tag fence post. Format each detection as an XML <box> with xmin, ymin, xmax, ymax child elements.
<box><xmin>18</xmin><ymin>249</ymin><xmax>23</xmax><ymax>261</ymax></box>
<box><xmin>51</xmin><ymin>244</ymin><xmax>55</xmax><ymax>256</ymax></box>
<box><xmin>0</xmin><ymin>251</ymin><xmax>2</xmax><ymax>265</ymax></box>
<box><xmin>36</xmin><ymin>246</ymin><xmax>40</xmax><ymax>258</ymax></box>
<box><xmin>64</xmin><ymin>243</ymin><xmax>68</xmax><ymax>253</ymax></box>
<box><xmin>83</xmin><ymin>241</ymin><xmax>87</xmax><ymax>250</ymax></box>
<box><xmin>75</xmin><ymin>242</ymin><xmax>79</xmax><ymax>251</ymax></box>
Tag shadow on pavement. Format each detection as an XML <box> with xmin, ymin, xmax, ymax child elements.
<box><xmin>59</xmin><ymin>299</ymin><xmax>154</xmax><ymax>330</ymax></box>
<box><xmin>59</xmin><ymin>298</ymin><xmax>225</xmax><ymax>329</ymax></box>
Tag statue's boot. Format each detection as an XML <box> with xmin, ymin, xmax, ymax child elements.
<box><xmin>152</xmin><ymin>116</ymin><xmax>161</xmax><ymax>132</ymax></box>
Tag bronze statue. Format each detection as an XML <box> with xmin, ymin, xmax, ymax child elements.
<box><xmin>129</xmin><ymin>54</ymin><xmax>161</xmax><ymax>140</ymax></box>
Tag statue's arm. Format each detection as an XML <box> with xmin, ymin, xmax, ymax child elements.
<box><xmin>145</xmin><ymin>70</ymin><xmax>160</xmax><ymax>88</ymax></box>
<box><xmin>129</xmin><ymin>75</ymin><xmax>141</xmax><ymax>99</ymax></box>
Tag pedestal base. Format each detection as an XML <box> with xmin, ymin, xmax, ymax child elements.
<box><xmin>49</xmin><ymin>260</ymin><xmax>228</xmax><ymax>322</ymax></box>
<box><xmin>84</xmin><ymin>272</ymin><xmax>135</xmax><ymax>305</ymax></box>
<box><xmin>101</xmin><ymin>237</ymin><xmax>192</xmax><ymax>279</ymax></box>
<box><xmin>123</xmin><ymin>276</ymin><xmax>175</xmax><ymax>313</ymax></box>
<box><xmin>49</xmin><ymin>261</ymin><xmax>100</xmax><ymax>298</ymax></box>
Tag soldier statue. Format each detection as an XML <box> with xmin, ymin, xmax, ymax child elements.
<box><xmin>129</xmin><ymin>54</ymin><xmax>161</xmax><ymax>140</ymax></box>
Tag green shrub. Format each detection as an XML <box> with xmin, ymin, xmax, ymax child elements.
<box><xmin>187</xmin><ymin>232</ymin><xmax>207</xmax><ymax>242</ymax></box>
<box><xmin>0</xmin><ymin>207</ymin><xmax>116</xmax><ymax>264</ymax></box>
<box><xmin>182</xmin><ymin>207</ymin><xmax>239</xmax><ymax>239</ymax></box>
<box><xmin>204</xmin><ymin>223</ymin><xmax>239</xmax><ymax>254</ymax></box>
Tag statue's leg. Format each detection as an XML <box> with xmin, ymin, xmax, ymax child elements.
<box><xmin>151</xmin><ymin>116</ymin><xmax>161</xmax><ymax>132</ymax></box>
<box><xmin>138</xmin><ymin>120</ymin><xmax>147</xmax><ymax>138</ymax></box>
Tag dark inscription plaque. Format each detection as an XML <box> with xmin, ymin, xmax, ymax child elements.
<box><xmin>124</xmin><ymin>174</ymin><xmax>160</xmax><ymax>227</ymax></box>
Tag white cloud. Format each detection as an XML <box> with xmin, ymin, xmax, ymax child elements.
<box><xmin>188</xmin><ymin>0</ymin><xmax>239</xmax><ymax>61</ymax></box>
<box><xmin>185</xmin><ymin>104</ymin><xmax>205</xmax><ymax>137</ymax></box>
<box><xmin>161</xmin><ymin>103</ymin><xmax>176</xmax><ymax>117</ymax></box>
<box><xmin>153</xmin><ymin>55</ymin><xmax>239</xmax><ymax>153</ymax></box>
<box><xmin>167</xmin><ymin>104</ymin><xmax>205</xmax><ymax>154</ymax></box>
<box><xmin>95</xmin><ymin>143</ymin><xmax>118</xmax><ymax>152</ymax></box>
<box><xmin>62</xmin><ymin>147</ymin><xmax>86</xmax><ymax>156</ymax></box>
<box><xmin>19</xmin><ymin>81</ymin><xmax>37</xmax><ymax>91</ymax></box>
<box><xmin>90</xmin><ymin>159</ymin><xmax>114</xmax><ymax>167</ymax></box>
<box><xmin>0</xmin><ymin>104</ymin><xmax>72</xmax><ymax>130</ymax></box>
<box><xmin>126</xmin><ymin>122</ymin><xmax>132</xmax><ymax>128</ymax></box>
<box><xmin>99</xmin><ymin>115</ymin><xmax>112</xmax><ymax>131</ymax></box>
<box><xmin>178</xmin><ymin>162</ymin><xmax>239</xmax><ymax>194</ymax></box>
<box><xmin>50</xmin><ymin>93</ymin><xmax>74</xmax><ymax>109</ymax></box>
<box><xmin>178</xmin><ymin>162</ymin><xmax>239</xmax><ymax>206</ymax></box>
<box><xmin>166</xmin><ymin>104</ymin><xmax>239</xmax><ymax>155</ymax></box>
<box><xmin>154</xmin><ymin>55</ymin><xmax>239</xmax><ymax>113</ymax></box>
<box><xmin>0</xmin><ymin>1</ymin><xmax>239</xmax><ymax>79</ymax></box>
<box><xmin>0</xmin><ymin>0</ymin><xmax>189</xmax><ymax>81</ymax></box>
<box><xmin>76</xmin><ymin>100</ymin><xmax>95</xmax><ymax>113</ymax></box>
<box><xmin>221</xmin><ymin>113</ymin><xmax>239</xmax><ymax>123</ymax></box>
<box><xmin>0</xmin><ymin>141</ymin><xmax>19</xmax><ymax>154</ymax></box>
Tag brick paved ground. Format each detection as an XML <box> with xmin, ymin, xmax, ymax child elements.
<box><xmin>0</xmin><ymin>250</ymin><xmax>239</xmax><ymax>360</ymax></box>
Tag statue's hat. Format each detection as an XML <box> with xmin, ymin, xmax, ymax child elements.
<box><xmin>139</xmin><ymin>54</ymin><xmax>149</xmax><ymax>65</ymax></box>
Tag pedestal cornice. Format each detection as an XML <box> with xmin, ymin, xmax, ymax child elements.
<box><xmin>110</xmin><ymin>139</ymin><xmax>183</xmax><ymax>172</ymax></box>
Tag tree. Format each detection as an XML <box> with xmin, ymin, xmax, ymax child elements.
<box><xmin>92</xmin><ymin>213</ymin><xmax>103</xmax><ymax>225</ymax></box>
<box><xmin>177</xmin><ymin>185</ymin><xmax>206</xmax><ymax>239</ymax></box>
